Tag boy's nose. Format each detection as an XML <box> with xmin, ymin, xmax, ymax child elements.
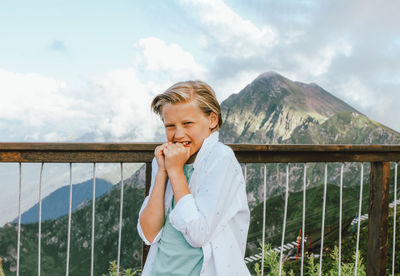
<box><xmin>174</xmin><ymin>126</ymin><xmax>185</xmax><ymax>139</ymax></box>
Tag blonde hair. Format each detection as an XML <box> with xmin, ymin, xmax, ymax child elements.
<box><xmin>151</xmin><ymin>80</ymin><xmax>223</xmax><ymax>130</ymax></box>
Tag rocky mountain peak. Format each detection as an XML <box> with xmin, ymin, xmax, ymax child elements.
<box><xmin>255</xmin><ymin>71</ymin><xmax>284</xmax><ymax>80</ymax></box>
<box><xmin>219</xmin><ymin>71</ymin><xmax>398</xmax><ymax>144</ymax></box>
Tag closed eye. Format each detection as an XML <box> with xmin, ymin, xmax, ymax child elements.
<box><xmin>184</xmin><ymin>122</ymin><xmax>193</xmax><ymax>125</ymax></box>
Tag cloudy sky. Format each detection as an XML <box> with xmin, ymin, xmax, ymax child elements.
<box><xmin>1</xmin><ymin>0</ymin><xmax>400</xmax><ymax>143</ymax></box>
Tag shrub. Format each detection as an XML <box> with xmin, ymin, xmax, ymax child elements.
<box><xmin>102</xmin><ymin>260</ymin><xmax>141</xmax><ymax>276</ymax></box>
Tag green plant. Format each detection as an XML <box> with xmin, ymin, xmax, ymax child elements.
<box><xmin>327</xmin><ymin>246</ymin><xmax>365</xmax><ymax>276</ymax></box>
<box><xmin>254</xmin><ymin>262</ymin><xmax>261</xmax><ymax>276</ymax></box>
<box><xmin>254</xmin><ymin>243</ymin><xmax>366</xmax><ymax>275</ymax></box>
<box><xmin>102</xmin><ymin>260</ymin><xmax>141</xmax><ymax>276</ymax></box>
<box><xmin>254</xmin><ymin>243</ymin><xmax>294</xmax><ymax>276</ymax></box>
<box><xmin>0</xmin><ymin>257</ymin><xmax>5</xmax><ymax>276</ymax></box>
<box><xmin>305</xmin><ymin>253</ymin><xmax>319</xmax><ymax>276</ymax></box>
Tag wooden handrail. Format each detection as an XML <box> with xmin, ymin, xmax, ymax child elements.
<box><xmin>1</xmin><ymin>143</ymin><xmax>400</xmax><ymax>151</ymax></box>
<box><xmin>1</xmin><ymin>143</ymin><xmax>400</xmax><ymax>163</ymax></box>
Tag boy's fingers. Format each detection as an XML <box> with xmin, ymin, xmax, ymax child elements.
<box><xmin>155</xmin><ymin>142</ymin><xmax>170</xmax><ymax>153</ymax></box>
<box><xmin>160</xmin><ymin>143</ymin><xmax>169</xmax><ymax>150</ymax></box>
<box><xmin>163</xmin><ymin>144</ymin><xmax>187</xmax><ymax>157</ymax></box>
<box><xmin>155</xmin><ymin>146</ymin><xmax>163</xmax><ymax>154</ymax></box>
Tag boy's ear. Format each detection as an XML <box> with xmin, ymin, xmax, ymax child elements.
<box><xmin>209</xmin><ymin>112</ymin><xmax>218</xmax><ymax>129</ymax></box>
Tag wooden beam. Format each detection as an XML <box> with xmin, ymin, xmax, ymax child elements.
<box><xmin>233</xmin><ymin>151</ymin><xmax>400</xmax><ymax>163</ymax></box>
<box><xmin>367</xmin><ymin>162</ymin><xmax>390</xmax><ymax>276</ymax></box>
<box><xmin>1</xmin><ymin>143</ymin><xmax>400</xmax><ymax>163</ymax></box>
<box><xmin>0</xmin><ymin>151</ymin><xmax>155</xmax><ymax>163</ymax></box>
<box><xmin>2</xmin><ymin>142</ymin><xmax>400</xmax><ymax>152</ymax></box>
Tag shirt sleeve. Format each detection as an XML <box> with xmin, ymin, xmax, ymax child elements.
<box><xmin>137</xmin><ymin>157</ymin><xmax>164</xmax><ymax>245</ymax></box>
<box><xmin>168</xmin><ymin>152</ymin><xmax>243</xmax><ymax>248</ymax></box>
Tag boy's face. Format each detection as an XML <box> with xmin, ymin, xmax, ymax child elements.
<box><xmin>161</xmin><ymin>100</ymin><xmax>218</xmax><ymax>163</ymax></box>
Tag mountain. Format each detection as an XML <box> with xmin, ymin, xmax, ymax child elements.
<box><xmin>219</xmin><ymin>72</ymin><xmax>400</xmax><ymax>207</ymax></box>
<box><xmin>1</xmin><ymin>71</ymin><xmax>400</xmax><ymax>275</ymax></box>
<box><xmin>13</xmin><ymin>178</ymin><xmax>113</xmax><ymax>224</ymax></box>
<box><xmin>220</xmin><ymin>71</ymin><xmax>400</xmax><ymax>144</ymax></box>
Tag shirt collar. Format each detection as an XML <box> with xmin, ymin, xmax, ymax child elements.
<box><xmin>193</xmin><ymin>131</ymin><xmax>219</xmax><ymax>169</ymax></box>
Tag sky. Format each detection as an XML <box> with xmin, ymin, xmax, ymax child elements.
<box><xmin>0</xmin><ymin>0</ymin><xmax>400</xmax><ymax>224</ymax></box>
<box><xmin>1</xmin><ymin>0</ymin><xmax>400</xmax><ymax>143</ymax></box>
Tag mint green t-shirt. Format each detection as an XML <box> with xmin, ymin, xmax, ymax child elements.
<box><xmin>152</xmin><ymin>164</ymin><xmax>203</xmax><ymax>276</ymax></box>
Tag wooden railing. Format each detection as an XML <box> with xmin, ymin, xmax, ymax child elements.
<box><xmin>1</xmin><ymin>143</ymin><xmax>400</xmax><ymax>275</ymax></box>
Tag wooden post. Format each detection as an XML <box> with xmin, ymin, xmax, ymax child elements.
<box><xmin>141</xmin><ymin>162</ymin><xmax>152</xmax><ymax>270</ymax></box>
<box><xmin>367</xmin><ymin>162</ymin><xmax>390</xmax><ymax>276</ymax></box>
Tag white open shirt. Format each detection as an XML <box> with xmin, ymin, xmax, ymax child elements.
<box><xmin>137</xmin><ymin>131</ymin><xmax>251</xmax><ymax>275</ymax></box>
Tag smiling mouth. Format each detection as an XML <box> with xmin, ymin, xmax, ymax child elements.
<box><xmin>177</xmin><ymin>141</ymin><xmax>191</xmax><ymax>146</ymax></box>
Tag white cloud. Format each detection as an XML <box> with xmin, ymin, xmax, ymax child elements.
<box><xmin>370</xmin><ymin>93</ymin><xmax>400</xmax><ymax>133</ymax></box>
<box><xmin>325</xmin><ymin>76</ymin><xmax>400</xmax><ymax>133</ymax></box>
<box><xmin>0</xmin><ymin>69</ymin><xmax>67</xmax><ymax>124</ymax></box>
<box><xmin>0</xmin><ymin>68</ymin><xmax>94</xmax><ymax>141</ymax></box>
<box><xmin>88</xmin><ymin>68</ymin><xmax>160</xmax><ymax>141</ymax></box>
<box><xmin>136</xmin><ymin>37</ymin><xmax>207</xmax><ymax>80</ymax></box>
<box><xmin>0</xmin><ymin>69</ymin><xmax>98</xmax><ymax>141</ymax></box>
<box><xmin>180</xmin><ymin>0</ymin><xmax>277</xmax><ymax>58</ymax></box>
<box><xmin>43</xmin><ymin>132</ymin><xmax>67</xmax><ymax>142</ymax></box>
<box><xmin>334</xmin><ymin>76</ymin><xmax>376</xmax><ymax>109</ymax></box>
<box><xmin>212</xmin><ymin>70</ymin><xmax>260</xmax><ymax>101</ymax></box>
<box><xmin>294</xmin><ymin>41</ymin><xmax>352</xmax><ymax>77</ymax></box>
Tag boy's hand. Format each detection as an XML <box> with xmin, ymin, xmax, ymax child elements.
<box><xmin>154</xmin><ymin>143</ymin><xmax>168</xmax><ymax>173</ymax></box>
<box><xmin>163</xmin><ymin>142</ymin><xmax>191</xmax><ymax>174</ymax></box>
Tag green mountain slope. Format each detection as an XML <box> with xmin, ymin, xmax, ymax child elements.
<box><xmin>287</xmin><ymin>111</ymin><xmax>400</xmax><ymax>144</ymax></box>
<box><xmin>246</xmin><ymin>181</ymin><xmax>369</xmax><ymax>254</ymax></box>
<box><xmin>0</xmin><ymin>175</ymin><xmax>144</xmax><ymax>275</ymax></box>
